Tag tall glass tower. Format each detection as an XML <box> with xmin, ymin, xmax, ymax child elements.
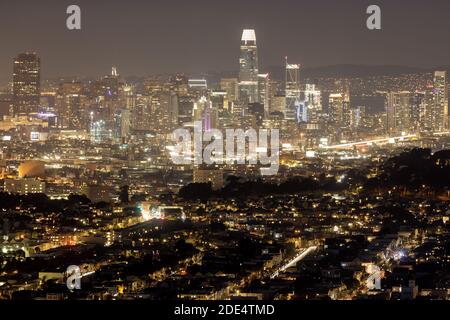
<box><xmin>239</xmin><ymin>29</ymin><xmax>259</xmax><ymax>104</ymax></box>
<box><xmin>433</xmin><ymin>71</ymin><xmax>448</xmax><ymax>132</ymax></box>
<box><xmin>13</xmin><ymin>52</ymin><xmax>41</xmax><ymax>115</ymax></box>
<box><xmin>285</xmin><ymin>58</ymin><xmax>301</xmax><ymax>121</ymax></box>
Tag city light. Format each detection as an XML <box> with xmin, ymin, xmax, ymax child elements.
<box><xmin>0</xmin><ymin>1</ymin><xmax>449</xmax><ymax>306</ymax></box>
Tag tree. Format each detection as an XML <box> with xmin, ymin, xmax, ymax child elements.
<box><xmin>179</xmin><ymin>183</ymin><xmax>213</xmax><ymax>201</ymax></box>
<box><xmin>119</xmin><ymin>185</ymin><xmax>130</xmax><ymax>204</ymax></box>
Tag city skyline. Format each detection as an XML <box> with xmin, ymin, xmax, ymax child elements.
<box><xmin>1</xmin><ymin>1</ymin><xmax>450</xmax><ymax>305</ymax></box>
<box><xmin>2</xmin><ymin>29</ymin><xmax>449</xmax><ymax>137</ymax></box>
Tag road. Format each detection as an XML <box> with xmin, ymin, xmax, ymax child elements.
<box><xmin>271</xmin><ymin>246</ymin><xmax>317</xmax><ymax>279</ymax></box>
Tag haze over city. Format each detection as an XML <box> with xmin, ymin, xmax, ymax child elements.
<box><xmin>1</xmin><ymin>0</ymin><xmax>450</xmax><ymax>84</ymax></box>
<box><xmin>0</xmin><ymin>0</ymin><xmax>449</xmax><ymax>306</ymax></box>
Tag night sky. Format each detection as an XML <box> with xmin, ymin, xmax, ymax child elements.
<box><xmin>0</xmin><ymin>0</ymin><xmax>449</xmax><ymax>82</ymax></box>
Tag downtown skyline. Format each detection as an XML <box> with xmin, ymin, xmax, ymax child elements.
<box><xmin>1</xmin><ymin>0</ymin><xmax>450</xmax><ymax>305</ymax></box>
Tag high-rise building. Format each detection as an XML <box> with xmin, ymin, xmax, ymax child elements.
<box><xmin>329</xmin><ymin>81</ymin><xmax>351</xmax><ymax>129</ymax></box>
<box><xmin>432</xmin><ymin>71</ymin><xmax>448</xmax><ymax>132</ymax></box>
<box><xmin>239</xmin><ymin>29</ymin><xmax>259</xmax><ymax>104</ymax></box>
<box><xmin>341</xmin><ymin>81</ymin><xmax>351</xmax><ymax>128</ymax></box>
<box><xmin>0</xmin><ymin>93</ymin><xmax>13</xmax><ymax>117</ymax></box>
<box><xmin>178</xmin><ymin>95</ymin><xmax>195</xmax><ymax>125</ymax></box>
<box><xmin>329</xmin><ymin>93</ymin><xmax>344</xmax><ymax>126</ymax></box>
<box><xmin>90</xmin><ymin>118</ymin><xmax>110</xmax><ymax>144</ymax></box>
<box><xmin>13</xmin><ymin>53</ymin><xmax>41</xmax><ymax>115</ymax></box>
<box><xmin>270</xmin><ymin>95</ymin><xmax>286</xmax><ymax>115</ymax></box>
<box><xmin>131</xmin><ymin>95</ymin><xmax>152</xmax><ymax>131</ymax></box>
<box><xmin>220</xmin><ymin>78</ymin><xmax>239</xmax><ymax>102</ymax></box>
<box><xmin>188</xmin><ymin>79</ymin><xmax>208</xmax><ymax>97</ymax></box>
<box><xmin>302</xmin><ymin>83</ymin><xmax>322</xmax><ymax>123</ymax></box>
<box><xmin>411</xmin><ymin>92</ymin><xmax>426</xmax><ymax>132</ymax></box>
<box><xmin>210</xmin><ymin>90</ymin><xmax>227</xmax><ymax>111</ymax></box>
<box><xmin>170</xmin><ymin>73</ymin><xmax>189</xmax><ymax>96</ymax></box>
<box><xmin>121</xmin><ymin>85</ymin><xmax>136</xmax><ymax>111</ymax></box>
<box><xmin>114</xmin><ymin>109</ymin><xmax>131</xmax><ymax>144</ymax></box>
<box><xmin>151</xmin><ymin>92</ymin><xmax>179</xmax><ymax>134</ymax></box>
<box><xmin>386</xmin><ymin>91</ymin><xmax>414</xmax><ymax>135</ymax></box>
<box><xmin>103</xmin><ymin>67</ymin><xmax>120</xmax><ymax>100</ymax></box>
<box><xmin>349</xmin><ymin>106</ymin><xmax>367</xmax><ymax>130</ymax></box>
<box><xmin>56</xmin><ymin>81</ymin><xmax>86</xmax><ymax>129</ymax></box>
<box><xmin>193</xmin><ymin>96</ymin><xmax>217</xmax><ymax>131</ymax></box>
<box><xmin>144</xmin><ymin>78</ymin><xmax>164</xmax><ymax>95</ymax></box>
<box><xmin>258</xmin><ymin>73</ymin><xmax>270</xmax><ymax>116</ymax></box>
<box><xmin>248</xmin><ymin>102</ymin><xmax>265</xmax><ymax>127</ymax></box>
<box><xmin>211</xmin><ymin>90</ymin><xmax>229</xmax><ymax>129</ymax></box>
<box><xmin>420</xmin><ymin>88</ymin><xmax>435</xmax><ymax>132</ymax></box>
<box><xmin>285</xmin><ymin>58</ymin><xmax>301</xmax><ymax>121</ymax></box>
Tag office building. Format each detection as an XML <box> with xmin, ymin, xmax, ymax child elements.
<box><xmin>13</xmin><ymin>53</ymin><xmax>41</xmax><ymax>115</ymax></box>
<box><xmin>239</xmin><ymin>29</ymin><xmax>259</xmax><ymax>104</ymax></box>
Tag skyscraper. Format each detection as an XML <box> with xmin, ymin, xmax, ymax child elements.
<box><xmin>193</xmin><ymin>96</ymin><xmax>217</xmax><ymax>131</ymax></box>
<box><xmin>349</xmin><ymin>106</ymin><xmax>367</xmax><ymax>130</ymax></box>
<box><xmin>302</xmin><ymin>83</ymin><xmax>322</xmax><ymax>123</ymax></box>
<box><xmin>239</xmin><ymin>29</ymin><xmax>259</xmax><ymax>104</ymax></box>
<box><xmin>152</xmin><ymin>92</ymin><xmax>179</xmax><ymax>134</ymax></box>
<box><xmin>285</xmin><ymin>58</ymin><xmax>301</xmax><ymax>121</ymax></box>
<box><xmin>258</xmin><ymin>73</ymin><xmax>270</xmax><ymax>116</ymax></box>
<box><xmin>432</xmin><ymin>71</ymin><xmax>448</xmax><ymax>132</ymax></box>
<box><xmin>341</xmin><ymin>81</ymin><xmax>351</xmax><ymax>128</ymax></box>
<box><xmin>220</xmin><ymin>78</ymin><xmax>239</xmax><ymax>102</ymax></box>
<box><xmin>56</xmin><ymin>81</ymin><xmax>86</xmax><ymax>129</ymax></box>
<box><xmin>114</xmin><ymin>109</ymin><xmax>131</xmax><ymax>144</ymax></box>
<box><xmin>420</xmin><ymin>88</ymin><xmax>435</xmax><ymax>132</ymax></box>
<box><xmin>13</xmin><ymin>53</ymin><xmax>41</xmax><ymax>115</ymax></box>
<box><xmin>131</xmin><ymin>95</ymin><xmax>152</xmax><ymax>131</ymax></box>
<box><xmin>329</xmin><ymin>93</ymin><xmax>344</xmax><ymax>126</ymax></box>
<box><xmin>386</xmin><ymin>91</ymin><xmax>414</xmax><ymax>135</ymax></box>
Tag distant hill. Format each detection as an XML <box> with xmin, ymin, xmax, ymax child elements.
<box><xmin>265</xmin><ymin>64</ymin><xmax>428</xmax><ymax>80</ymax></box>
<box><xmin>202</xmin><ymin>64</ymin><xmax>440</xmax><ymax>84</ymax></box>
<box><xmin>32</xmin><ymin>64</ymin><xmax>450</xmax><ymax>87</ymax></box>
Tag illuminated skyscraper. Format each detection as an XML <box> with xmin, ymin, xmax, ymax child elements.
<box><xmin>302</xmin><ymin>84</ymin><xmax>322</xmax><ymax>123</ymax></box>
<box><xmin>239</xmin><ymin>29</ymin><xmax>259</xmax><ymax>104</ymax></box>
<box><xmin>220</xmin><ymin>78</ymin><xmax>239</xmax><ymax>102</ymax></box>
<box><xmin>349</xmin><ymin>106</ymin><xmax>366</xmax><ymax>130</ymax></box>
<box><xmin>341</xmin><ymin>81</ymin><xmax>351</xmax><ymax>128</ymax></box>
<box><xmin>13</xmin><ymin>53</ymin><xmax>41</xmax><ymax>115</ymax></box>
<box><xmin>152</xmin><ymin>92</ymin><xmax>179</xmax><ymax>134</ymax></box>
<box><xmin>178</xmin><ymin>95</ymin><xmax>195</xmax><ymax>125</ymax></box>
<box><xmin>210</xmin><ymin>90</ymin><xmax>227</xmax><ymax>111</ymax></box>
<box><xmin>411</xmin><ymin>92</ymin><xmax>426</xmax><ymax>132</ymax></box>
<box><xmin>285</xmin><ymin>58</ymin><xmax>301</xmax><ymax>121</ymax></box>
<box><xmin>114</xmin><ymin>109</ymin><xmax>130</xmax><ymax>143</ymax></box>
<box><xmin>329</xmin><ymin>81</ymin><xmax>351</xmax><ymax>129</ymax></box>
<box><xmin>270</xmin><ymin>95</ymin><xmax>286</xmax><ymax>114</ymax></box>
<box><xmin>329</xmin><ymin>93</ymin><xmax>344</xmax><ymax>126</ymax></box>
<box><xmin>131</xmin><ymin>95</ymin><xmax>152</xmax><ymax>131</ymax></box>
<box><xmin>432</xmin><ymin>71</ymin><xmax>448</xmax><ymax>132</ymax></box>
<box><xmin>258</xmin><ymin>73</ymin><xmax>270</xmax><ymax>116</ymax></box>
<box><xmin>386</xmin><ymin>91</ymin><xmax>414</xmax><ymax>135</ymax></box>
<box><xmin>103</xmin><ymin>66</ymin><xmax>120</xmax><ymax>100</ymax></box>
<box><xmin>420</xmin><ymin>88</ymin><xmax>435</xmax><ymax>131</ymax></box>
<box><xmin>193</xmin><ymin>96</ymin><xmax>217</xmax><ymax>131</ymax></box>
<box><xmin>56</xmin><ymin>81</ymin><xmax>86</xmax><ymax>129</ymax></box>
<box><xmin>90</xmin><ymin>118</ymin><xmax>109</xmax><ymax>144</ymax></box>
<box><xmin>121</xmin><ymin>85</ymin><xmax>136</xmax><ymax>111</ymax></box>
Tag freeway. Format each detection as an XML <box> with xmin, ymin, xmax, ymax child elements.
<box><xmin>271</xmin><ymin>246</ymin><xmax>317</xmax><ymax>279</ymax></box>
<box><xmin>322</xmin><ymin>131</ymin><xmax>450</xmax><ymax>150</ymax></box>
<box><xmin>322</xmin><ymin>135</ymin><xmax>417</xmax><ymax>150</ymax></box>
